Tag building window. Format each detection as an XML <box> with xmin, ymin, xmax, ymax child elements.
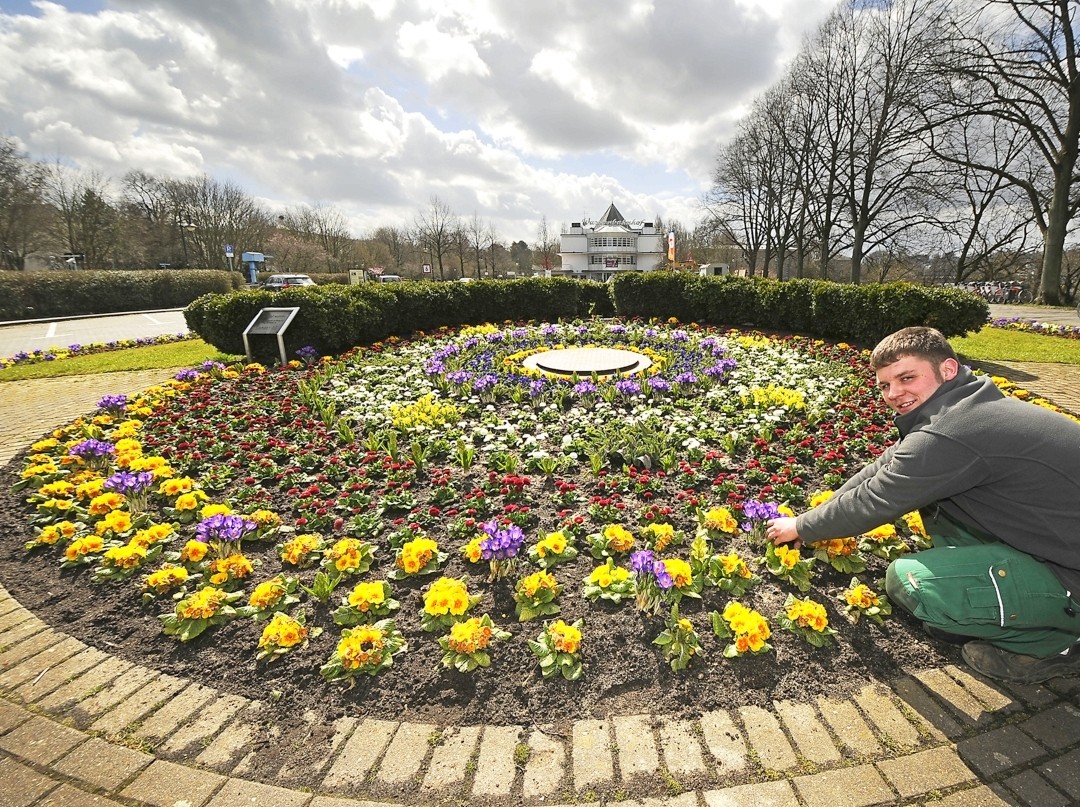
<box><xmin>588</xmin><ymin>236</ymin><xmax>635</xmax><ymax>248</ymax></box>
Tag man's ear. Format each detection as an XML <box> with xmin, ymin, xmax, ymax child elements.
<box><xmin>940</xmin><ymin>358</ymin><xmax>960</xmax><ymax>381</ymax></box>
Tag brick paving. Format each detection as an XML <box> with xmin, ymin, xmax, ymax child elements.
<box><xmin>1</xmin><ymin>353</ymin><xmax>1079</xmax><ymax>805</ymax></box>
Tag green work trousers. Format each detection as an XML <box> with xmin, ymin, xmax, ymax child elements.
<box><xmin>884</xmin><ymin>511</ymin><xmax>1080</xmax><ymax>657</ymax></box>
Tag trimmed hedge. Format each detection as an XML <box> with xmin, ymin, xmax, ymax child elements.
<box><xmin>185</xmin><ymin>274</ymin><xmax>988</xmax><ymax>363</ymax></box>
<box><xmin>0</xmin><ymin>270</ymin><xmax>243</xmax><ymax>321</ymax></box>
<box><xmin>184</xmin><ymin>277</ymin><xmax>610</xmax><ymax>362</ymax></box>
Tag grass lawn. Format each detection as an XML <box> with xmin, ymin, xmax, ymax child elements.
<box><xmin>950</xmin><ymin>327</ymin><xmax>1080</xmax><ymax>365</ymax></box>
<box><xmin>0</xmin><ymin>339</ymin><xmax>241</xmax><ymax>382</ymax></box>
<box><xmin>1</xmin><ymin>323</ymin><xmax>1077</xmax><ymax>382</ymax></box>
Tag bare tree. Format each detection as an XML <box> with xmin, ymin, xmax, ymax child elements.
<box><xmin>167</xmin><ymin>175</ymin><xmax>273</xmax><ymax>270</ymax></box>
<box><xmin>0</xmin><ymin>138</ymin><xmax>48</xmax><ymax>270</ymax></box>
<box><xmin>279</xmin><ymin>203</ymin><xmax>357</xmax><ymax>272</ymax></box>
<box><xmin>45</xmin><ymin>165</ymin><xmax>121</xmax><ymax>269</ymax></box>
<box><xmin>532</xmin><ymin>215</ymin><xmax>560</xmax><ymax>274</ymax></box>
<box><xmin>412</xmin><ymin>196</ymin><xmax>458</xmax><ymax>280</ymax></box>
<box><xmin>371</xmin><ymin>225</ymin><xmax>413</xmax><ymax>274</ymax></box>
<box><xmin>704</xmin><ymin>125</ymin><xmax>771</xmax><ymax>276</ymax></box>
<box><xmin>940</xmin><ymin>0</ymin><xmax>1080</xmax><ymax>304</ymax></box>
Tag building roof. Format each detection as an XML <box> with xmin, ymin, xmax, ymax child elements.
<box><xmin>597</xmin><ymin>202</ymin><xmax>625</xmax><ymax>224</ymax></box>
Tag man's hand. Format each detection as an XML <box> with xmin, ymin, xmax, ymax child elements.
<box><xmin>766</xmin><ymin>517</ymin><xmax>801</xmax><ymax>549</ymax></box>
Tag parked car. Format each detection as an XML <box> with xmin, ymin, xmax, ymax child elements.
<box><xmin>374</xmin><ymin>274</ymin><xmax>402</xmax><ymax>283</ymax></box>
<box><xmin>262</xmin><ymin>274</ymin><xmax>316</xmax><ymax>291</ymax></box>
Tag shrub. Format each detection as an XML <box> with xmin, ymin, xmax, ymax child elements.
<box><xmin>0</xmin><ymin>270</ymin><xmax>242</xmax><ymax>321</ymax></box>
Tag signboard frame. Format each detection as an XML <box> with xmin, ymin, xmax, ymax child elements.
<box><xmin>242</xmin><ymin>307</ymin><xmax>300</xmax><ymax>365</ymax></box>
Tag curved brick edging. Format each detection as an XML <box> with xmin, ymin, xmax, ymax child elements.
<box><xmin>2</xmin><ymin>364</ymin><xmax>1080</xmax><ymax>806</ymax></box>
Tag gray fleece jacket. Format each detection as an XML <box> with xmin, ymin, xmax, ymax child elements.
<box><xmin>796</xmin><ymin>366</ymin><xmax>1080</xmax><ymax>592</ymax></box>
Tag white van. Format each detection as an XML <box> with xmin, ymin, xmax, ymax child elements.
<box><xmin>375</xmin><ymin>275</ymin><xmax>402</xmax><ymax>283</ymax></box>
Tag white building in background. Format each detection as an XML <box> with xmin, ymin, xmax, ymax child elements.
<box><xmin>558</xmin><ymin>203</ymin><xmax>664</xmax><ymax>281</ymax></box>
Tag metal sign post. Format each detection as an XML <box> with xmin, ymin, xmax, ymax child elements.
<box><xmin>242</xmin><ymin>307</ymin><xmax>300</xmax><ymax>365</ymax></box>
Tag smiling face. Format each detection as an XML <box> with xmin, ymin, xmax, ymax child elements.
<box><xmin>874</xmin><ymin>355</ymin><xmax>959</xmax><ymax>415</ymax></box>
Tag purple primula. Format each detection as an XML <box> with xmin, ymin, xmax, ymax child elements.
<box><xmin>446</xmin><ymin>370</ymin><xmax>473</xmax><ymax>385</ymax></box>
<box><xmin>68</xmin><ymin>439</ymin><xmax>115</xmax><ymax>459</ymax></box>
<box><xmin>479</xmin><ymin>520</ymin><xmax>526</xmax><ymax>560</ymax></box>
<box><xmin>740</xmin><ymin>500</ymin><xmax>784</xmax><ymax>533</ymax></box>
<box><xmin>195</xmin><ymin>513</ymin><xmax>257</xmax><ymax>545</ymax></box>
<box><xmin>104</xmin><ymin>471</ymin><xmax>155</xmax><ymax>495</ymax></box>
<box><xmin>647</xmin><ymin>377</ymin><xmax>671</xmax><ymax>392</ymax></box>
<box><xmin>174</xmin><ymin>369</ymin><xmax>199</xmax><ymax>381</ymax></box>
<box><xmin>674</xmin><ymin>372</ymin><xmax>698</xmax><ymax>385</ymax></box>
<box><xmin>96</xmin><ymin>393</ymin><xmax>128</xmax><ymax>412</ymax></box>
<box><xmin>528</xmin><ymin>379</ymin><xmax>546</xmax><ymax>397</ymax></box>
<box><xmin>630</xmin><ymin>549</ymin><xmax>654</xmax><ymax>574</ymax></box>
<box><xmin>614</xmin><ymin>379</ymin><xmax>640</xmax><ymax>396</ymax></box>
<box><xmin>473</xmin><ymin>374</ymin><xmax>498</xmax><ymax>391</ymax></box>
<box><xmin>573</xmin><ymin>380</ymin><xmax>597</xmax><ymax>395</ymax></box>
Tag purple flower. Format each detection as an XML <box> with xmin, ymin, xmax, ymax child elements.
<box><xmin>615</xmin><ymin>379</ymin><xmax>640</xmax><ymax>396</ymax></box>
<box><xmin>479</xmin><ymin>520</ymin><xmax>526</xmax><ymax>560</ymax></box>
<box><xmin>103</xmin><ymin>471</ymin><xmax>155</xmax><ymax>495</ymax></box>
<box><xmin>174</xmin><ymin>369</ymin><xmax>199</xmax><ymax>381</ymax></box>
<box><xmin>195</xmin><ymin>514</ymin><xmax>257</xmax><ymax>545</ymax></box>
<box><xmin>296</xmin><ymin>345</ymin><xmax>319</xmax><ymax>362</ymax></box>
<box><xmin>647</xmin><ymin>377</ymin><xmax>671</xmax><ymax>392</ymax></box>
<box><xmin>68</xmin><ymin>439</ymin><xmax>115</xmax><ymax>459</ymax></box>
<box><xmin>630</xmin><ymin>549</ymin><xmax>655</xmax><ymax>574</ymax></box>
<box><xmin>653</xmin><ymin>560</ymin><xmax>674</xmax><ymax>590</ymax></box>
<box><xmin>528</xmin><ymin>379</ymin><xmax>546</xmax><ymax>397</ymax></box>
<box><xmin>740</xmin><ymin>500</ymin><xmax>783</xmax><ymax>532</ymax></box>
<box><xmin>573</xmin><ymin>380</ymin><xmax>597</xmax><ymax>395</ymax></box>
<box><xmin>674</xmin><ymin>372</ymin><xmax>698</xmax><ymax>385</ymax></box>
<box><xmin>473</xmin><ymin>373</ymin><xmax>498</xmax><ymax>391</ymax></box>
<box><xmin>96</xmin><ymin>393</ymin><xmax>128</xmax><ymax>412</ymax></box>
<box><xmin>446</xmin><ymin>371</ymin><xmax>473</xmax><ymax>385</ymax></box>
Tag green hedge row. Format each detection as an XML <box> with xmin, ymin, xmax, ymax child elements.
<box><xmin>0</xmin><ymin>270</ymin><xmax>244</xmax><ymax>321</ymax></box>
<box><xmin>184</xmin><ymin>277</ymin><xmax>614</xmax><ymax>362</ymax></box>
<box><xmin>185</xmin><ymin>274</ymin><xmax>988</xmax><ymax>362</ymax></box>
<box><xmin>610</xmin><ymin>274</ymin><xmax>988</xmax><ymax>344</ymax></box>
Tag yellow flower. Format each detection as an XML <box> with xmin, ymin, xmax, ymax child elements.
<box><xmin>38</xmin><ymin>480</ymin><xmax>75</xmax><ymax>498</ymax></box>
<box><xmin>424</xmin><ymin>577</ymin><xmax>471</xmax><ymax>616</ymax></box>
<box><xmin>548</xmin><ymin>620</ymin><xmax>581</xmax><ymax>654</ymax></box>
<box><xmin>642</xmin><ymin>523</ymin><xmax>675</xmax><ymax>551</ymax></box>
<box><xmin>774</xmin><ymin>545</ymin><xmax>801</xmax><ymax>569</ymax></box>
<box><xmin>820</xmin><ymin>538</ymin><xmax>858</xmax><ymax>558</ymax></box>
<box><xmin>703</xmin><ymin>507</ymin><xmax>738</xmax><ymax>534</ymax></box>
<box><xmin>95</xmin><ymin>510</ymin><xmax>132</xmax><ymax>536</ymax></box>
<box><xmin>103</xmin><ymin>542</ymin><xmax>147</xmax><ymax>569</ymax></box>
<box><xmin>787</xmin><ymin>597</ymin><xmax>829</xmax><ymax>632</ymax></box>
<box><xmin>327</xmin><ymin>538</ymin><xmax>370</xmax><ymax>572</ymax></box>
<box><xmin>249</xmin><ymin>578</ymin><xmax>287</xmax><ymax>610</ymax></box>
<box><xmin>844</xmin><ymin>584</ymin><xmax>880</xmax><ymax>610</ymax></box>
<box><xmin>65</xmin><ymin>535</ymin><xmax>104</xmax><ymax>561</ymax></box>
<box><xmin>901</xmin><ymin>511</ymin><xmax>926</xmax><ymax>538</ymax></box>
<box><xmin>602</xmin><ymin>524</ymin><xmax>634</xmax><ymax>552</ymax></box>
<box><xmin>809</xmin><ymin>490</ymin><xmax>835</xmax><ymax>508</ymax></box>
<box><xmin>259</xmin><ymin>612</ymin><xmax>307</xmax><ymax>649</ymax></box>
<box><xmin>536</xmin><ymin>531</ymin><xmax>567</xmax><ymax>557</ymax></box>
<box><xmin>519</xmin><ymin>570</ymin><xmax>558</xmax><ymax>598</ymax></box>
<box><xmin>159</xmin><ymin>477</ymin><xmax>195</xmax><ymax>497</ymax></box>
<box><xmin>200</xmin><ymin>503</ymin><xmax>232</xmax><ymax>518</ymax></box>
<box><xmin>863</xmin><ymin>523</ymin><xmax>898</xmax><ymax>542</ymax></box>
<box><xmin>717</xmin><ymin>552</ymin><xmax>750</xmax><ymax>578</ymax></box>
<box><xmin>661</xmin><ymin>558</ymin><xmax>694</xmax><ymax>589</ymax></box>
<box><xmin>461</xmin><ymin>536</ymin><xmax>484</xmax><ymax>563</ymax></box>
<box><xmin>209</xmin><ymin>554</ymin><xmax>253</xmax><ymax>584</ymax></box>
<box><xmin>144</xmin><ymin>566</ymin><xmax>188</xmax><ymax>593</ymax></box>
<box><xmin>338</xmin><ymin>626</ymin><xmax>387</xmax><ymax>669</ymax></box>
<box><xmin>75</xmin><ymin>478</ymin><xmax>106</xmax><ymax>501</ymax></box>
<box><xmin>31</xmin><ymin>438</ymin><xmax>59</xmax><ymax>452</ymax></box>
<box><xmin>281</xmin><ymin>533</ymin><xmax>322</xmax><ymax>566</ymax></box>
<box><xmin>179</xmin><ymin>539</ymin><xmax>209</xmax><ymax>563</ymax></box>
<box><xmin>248</xmin><ymin>509</ymin><xmax>281</xmax><ymax>527</ymax></box>
<box><xmin>89</xmin><ymin>491</ymin><xmax>125</xmax><ymax>515</ymax></box>
<box><xmin>178</xmin><ymin>587</ymin><xmax>228</xmax><ymax>620</ymax></box>
<box><xmin>348</xmin><ymin>581</ymin><xmax>386</xmax><ymax>611</ymax></box>
<box><xmin>397</xmin><ymin>537</ymin><xmax>438</xmax><ymax>574</ymax></box>
<box><xmin>447</xmin><ymin>618</ymin><xmax>493</xmax><ymax>654</ymax></box>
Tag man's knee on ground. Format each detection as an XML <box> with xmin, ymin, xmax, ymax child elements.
<box><xmin>885</xmin><ymin>559</ymin><xmax>920</xmax><ymax>615</ymax></box>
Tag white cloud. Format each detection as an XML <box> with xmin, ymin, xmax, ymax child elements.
<box><xmin>0</xmin><ymin>0</ymin><xmax>836</xmax><ymax>242</ymax></box>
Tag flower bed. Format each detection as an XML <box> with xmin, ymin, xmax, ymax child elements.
<box><xmin>988</xmin><ymin>316</ymin><xmax>1080</xmax><ymax>340</ymax></box>
<box><xmin>0</xmin><ymin>332</ymin><xmax>193</xmax><ymax>369</ymax></box>
<box><xmin>6</xmin><ymin>319</ymin><xmax>1026</xmax><ymax>725</ymax></box>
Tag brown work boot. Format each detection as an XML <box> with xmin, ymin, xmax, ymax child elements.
<box><xmin>961</xmin><ymin>641</ymin><xmax>1080</xmax><ymax>684</ymax></box>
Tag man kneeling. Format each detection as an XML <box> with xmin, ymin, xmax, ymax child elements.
<box><xmin>767</xmin><ymin>326</ymin><xmax>1080</xmax><ymax>684</ymax></box>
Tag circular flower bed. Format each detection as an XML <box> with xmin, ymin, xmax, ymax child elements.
<box><xmin>5</xmin><ymin>319</ymin><xmax>1012</xmax><ymax>725</ymax></box>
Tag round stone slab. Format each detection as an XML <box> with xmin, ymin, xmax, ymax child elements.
<box><xmin>522</xmin><ymin>347</ymin><xmax>652</xmax><ymax>377</ymax></box>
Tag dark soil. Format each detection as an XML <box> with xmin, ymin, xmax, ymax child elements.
<box><xmin>0</xmin><ymin>453</ymin><xmax>959</xmax><ymax>731</ymax></box>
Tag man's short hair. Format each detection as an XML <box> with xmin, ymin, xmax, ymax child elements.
<box><xmin>870</xmin><ymin>326</ymin><xmax>957</xmax><ymax>370</ymax></box>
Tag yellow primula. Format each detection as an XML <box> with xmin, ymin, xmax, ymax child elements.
<box><xmin>702</xmin><ymin>507</ymin><xmax>738</xmax><ymax>534</ymax></box>
<box><xmin>548</xmin><ymin>620</ymin><xmax>582</xmax><ymax>654</ymax></box>
<box><xmin>786</xmin><ymin>597</ymin><xmax>830</xmax><ymax>632</ymax></box>
<box><xmin>95</xmin><ymin>510</ymin><xmax>133</xmax><ymax>536</ymax></box>
<box><xmin>38</xmin><ymin>480</ymin><xmax>74</xmax><ymax>498</ymax></box>
<box><xmin>397</xmin><ymin>537</ymin><xmax>438</xmax><ymax>574</ymax></box>
<box><xmin>209</xmin><ymin>554</ymin><xmax>253</xmax><ymax>585</ymax></box>
<box><xmin>461</xmin><ymin>535</ymin><xmax>484</xmax><ymax>563</ymax></box>
<box><xmin>179</xmin><ymin>539</ymin><xmax>209</xmax><ymax>563</ymax></box>
<box><xmin>337</xmin><ymin>626</ymin><xmax>387</xmax><ymax>669</ymax></box>
<box><xmin>327</xmin><ymin>537</ymin><xmax>370</xmax><ymax>572</ymax></box>
<box><xmin>773</xmin><ymin>544</ymin><xmax>801</xmax><ymax>569</ymax></box>
<box><xmin>716</xmin><ymin>552</ymin><xmax>751</xmax><ymax>578</ymax></box>
<box><xmin>424</xmin><ymin>577</ymin><xmax>473</xmax><ymax>617</ymax></box>
<box><xmin>248</xmin><ymin>509</ymin><xmax>281</xmax><ymax>528</ymax></box>
<box><xmin>248</xmin><ymin>578</ymin><xmax>288</xmax><ymax>610</ymax></box>
<box><xmin>519</xmin><ymin>570</ymin><xmax>558</xmax><ymax>598</ymax></box>
<box><xmin>536</xmin><ymin>531</ymin><xmax>568</xmax><ymax>557</ymax></box>
<box><xmin>159</xmin><ymin>477</ymin><xmax>195</xmax><ymax>497</ymax></box>
<box><xmin>348</xmin><ymin>581</ymin><xmax>387</xmax><ymax>612</ymax></box>
<box><xmin>863</xmin><ymin>523</ymin><xmax>898</xmax><ymax>542</ymax></box>
<box><xmin>642</xmin><ymin>523</ymin><xmax>675</xmax><ymax>551</ymax></box>
<box><xmin>178</xmin><ymin>587</ymin><xmax>229</xmax><ymax>620</ymax></box>
<box><xmin>280</xmin><ymin>533</ymin><xmax>322</xmax><ymax>566</ymax></box>
<box><xmin>809</xmin><ymin>490</ymin><xmax>835</xmax><ymax>508</ymax></box>
<box><xmin>144</xmin><ymin>565</ymin><xmax>189</xmax><ymax>594</ymax></box>
<box><xmin>75</xmin><ymin>478</ymin><xmax>106</xmax><ymax>501</ymax></box>
<box><xmin>65</xmin><ymin>535</ymin><xmax>104</xmax><ymax>562</ymax></box>
<box><xmin>447</xmin><ymin>617</ymin><xmax>493</xmax><ymax>654</ymax></box>
<box><xmin>602</xmin><ymin>524</ymin><xmax>634</xmax><ymax>552</ymax></box>
<box><xmin>102</xmin><ymin>542</ymin><xmax>147</xmax><ymax>570</ymax></box>
<box><xmin>259</xmin><ymin>612</ymin><xmax>307</xmax><ymax>650</ymax></box>
<box><xmin>200</xmin><ymin>503</ymin><xmax>232</xmax><ymax>518</ymax></box>
<box><xmin>88</xmin><ymin>491</ymin><xmax>125</xmax><ymax>515</ymax></box>
<box><xmin>844</xmin><ymin>584</ymin><xmax>880</xmax><ymax>610</ymax></box>
<box><xmin>661</xmin><ymin>558</ymin><xmax>693</xmax><ymax>589</ymax></box>
<box><xmin>174</xmin><ymin>490</ymin><xmax>209</xmax><ymax>511</ymax></box>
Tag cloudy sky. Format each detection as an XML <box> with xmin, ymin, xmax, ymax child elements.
<box><xmin>0</xmin><ymin>0</ymin><xmax>836</xmax><ymax>243</ymax></box>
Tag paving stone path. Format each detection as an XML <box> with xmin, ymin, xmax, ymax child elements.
<box><xmin>1</xmin><ymin>358</ymin><xmax>1079</xmax><ymax>807</ymax></box>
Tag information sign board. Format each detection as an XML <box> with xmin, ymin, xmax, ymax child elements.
<box><xmin>242</xmin><ymin>307</ymin><xmax>300</xmax><ymax>365</ymax></box>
